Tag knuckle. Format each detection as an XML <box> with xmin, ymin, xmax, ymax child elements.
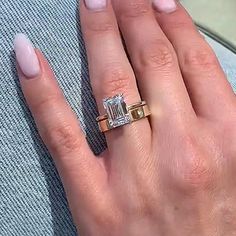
<box><xmin>93</xmin><ymin>211</ymin><xmax>119</xmax><ymax>230</ymax></box>
<box><xmin>120</xmin><ymin>0</ymin><xmax>150</xmax><ymax>20</ymax></box>
<box><xmin>164</xmin><ymin>19</ymin><xmax>191</xmax><ymax>31</ymax></box>
<box><xmin>91</xmin><ymin>204</ymin><xmax>122</xmax><ymax>233</ymax></box>
<box><xmin>31</xmin><ymin>94</ymin><xmax>60</xmax><ymax>114</ymax></box>
<box><xmin>85</xmin><ymin>18</ymin><xmax>115</xmax><ymax>35</ymax></box>
<box><xmin>45</xmin><ymin>123</ymin><xmax>82</xmax><ymax>156</ymax></box>
<box><xmin>181</xmin><ymin>158</ymin><xmax>215</xmax><ymax>191</ymax></box>
<box><xmin>183</xmin><ymin>47</ymin><xmax>219</xmax><ymax>71</ymax></box>
<box><xmin>137</xmin><ymin>40</ymin><xmax>175</xmax><ymax>72</ymax></box>
<box><xmin>174</xmin><ymin>134</ymin><xmax>218</xmax><ymax>192</ymax></box>
<box><xmin>97</xmin><ymin>67</ymin><xmax>133</xmax><ymax>97</ymax></box>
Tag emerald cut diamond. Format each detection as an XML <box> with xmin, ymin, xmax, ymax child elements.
<box><xmin>103</xmin><ymin>94</ymin><xmax>131</xmax><ymax>128</ymax></box>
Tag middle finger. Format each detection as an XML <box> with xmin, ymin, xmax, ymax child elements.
<box><xmin>112</xmin><ymin>0</ymin><xmax>196</xmax><ymax>133</ymax></box>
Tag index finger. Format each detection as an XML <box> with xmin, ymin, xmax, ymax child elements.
<box><xmin>14</xmin><ymin>34</ymin><xmax>108</xmax><ymax>220</ymax></box>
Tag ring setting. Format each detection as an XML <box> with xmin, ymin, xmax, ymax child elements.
<box><xmin>96</xmin><ymin>94</ymin><xmax>151</xmax><ymax>132</ymax></box>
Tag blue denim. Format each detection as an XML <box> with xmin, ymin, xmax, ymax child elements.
<box><xmin>0</xmin><ymin>0</ymin><xmax>236</xmax><ymax>235</ymax></box>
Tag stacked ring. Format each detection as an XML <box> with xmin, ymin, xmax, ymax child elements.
<box><xmin>96</xmin><ymin>94</ymin><xmax>151</xmax><ymax>132</ymax></box>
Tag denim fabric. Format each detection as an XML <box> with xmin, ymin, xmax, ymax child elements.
<box><xmin>0</xmin><ymin>0</ymin><xmax>236</xmax><ymax>235</ymax></box>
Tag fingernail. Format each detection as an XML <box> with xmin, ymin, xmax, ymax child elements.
<box><xmin>84</xmin><ymin>0</ymin><xmax>107</xmax><ymax>11</ymax></box>
<box><xmin>14</xmin><ymin>33</ymin><xmax>40</xmax><ymax>78</ymax></box>
<box><xmin>153</xmin><ymin>0</ymin><xmax>177</xmax><ymax>13</ymax></box>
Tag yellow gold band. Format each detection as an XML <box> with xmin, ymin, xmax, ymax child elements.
<box><xmin>97</xmin><ymin>102</ymin><xmax>151</xmax><ymax>132</ymax></box>
<box><xmin>96</xmin><ymin>101</ymin><xmax>147</xmax><ymax>122</ymax></box>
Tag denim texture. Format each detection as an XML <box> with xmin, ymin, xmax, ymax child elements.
<box><xmin>0</xmin><ymin>0</ymin><xmax>236</xmax><ymax>235</ymax></box>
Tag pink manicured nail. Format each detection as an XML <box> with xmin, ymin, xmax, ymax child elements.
<box><xmin>14</xmin><ymin>33</ymin><xmax>40</xmax><ymax>78</ymax></box>
<box><xmin>84</xmin><ymin>0</ymin><xmax>107</xmax><ymax>11</ymax></box>
<box><xmin>153</xmin><ymin>0</ymin><xmax>177</xmax><ymax>13</ymax></box>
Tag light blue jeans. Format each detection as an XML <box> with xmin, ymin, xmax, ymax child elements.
<box><xmin>0</xmin><ymin>0</ymin><xmax>236</xmax><ymax>235</ymax></box>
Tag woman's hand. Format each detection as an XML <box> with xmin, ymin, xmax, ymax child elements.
<box><xmin>14</xmin><ymin>0</ymin><xmax>236</xmax><ymax>235</ymax></box>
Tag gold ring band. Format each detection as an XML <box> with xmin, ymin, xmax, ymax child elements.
<box><xmin>96</xmin><ymin>101</ymin><xmax>147</xmax><ymax>122</ymax></box>
<box><xmin>96</xmin><ymin>94</ymin><xmax>151</xmax><ymax>133</ymax></box>
<box><xmin>97</xmin><ymin>103</ymin><xmax>151</xmax><ymax>132</ymax></box>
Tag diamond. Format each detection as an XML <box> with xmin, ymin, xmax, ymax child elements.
<box><xmin>103</xmin><ymin>94</ymin><xmax>131</xmax><ymax>128</ymax></box>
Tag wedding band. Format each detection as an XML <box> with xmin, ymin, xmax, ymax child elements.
<box><xmin>96</xmin><ymin>94</ymin><xmax>151</xmax><ymax>132</ymax></box>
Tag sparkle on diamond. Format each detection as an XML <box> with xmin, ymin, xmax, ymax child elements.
<box><xmin>103</xmin><ymin>94</ymin><xmax>130</xmax><ymax>128</ymax></box>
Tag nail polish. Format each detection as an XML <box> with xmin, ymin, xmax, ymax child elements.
<box><xmin>153</xmin><ymin>0</ymin><xmax>177</xmax><ymax>13</ymax></box>
<box><xmin>84</xmin><ymin>0</ymin><xmax>107</xmax><ymax>11</ymax></box>
<box><xmin>14</xmin><ymin>33</ymin><xmax>40</xmax><ymax>78</ymax></box>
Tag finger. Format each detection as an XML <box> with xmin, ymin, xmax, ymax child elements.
<box><xmin>111</xmin><ymin>0</ymin><xmax>195</xmax><ymax>133</ymax></box>
<box><xmin>80</xmin><ymin>1</ymin><xmax>152</xmax><ymax>161</ymax></box>
<box><xmin>153</xmin><ymin>2</ymin><xmax>236</xmax><ymax>119</ymax></box>
<box><xmin>14</xmin><ymin>34</ymin><xmax>107</xmax><ymax>217</ymax></box>
<box><xmin>80</xmin><ymin>0</ymin><xmax>140</xmax><ymax>109</ymax></box>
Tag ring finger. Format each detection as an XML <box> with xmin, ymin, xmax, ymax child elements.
<box><xmin>80</xmin><ymin>0</ymin><xmax>151</xmax><ymax>162</ymax></box>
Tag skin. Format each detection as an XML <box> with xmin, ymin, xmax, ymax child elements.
<box><xmin>17</xmin><ymin>0</ymin><xmax>236</xmax><ymax>235</ymax></box>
